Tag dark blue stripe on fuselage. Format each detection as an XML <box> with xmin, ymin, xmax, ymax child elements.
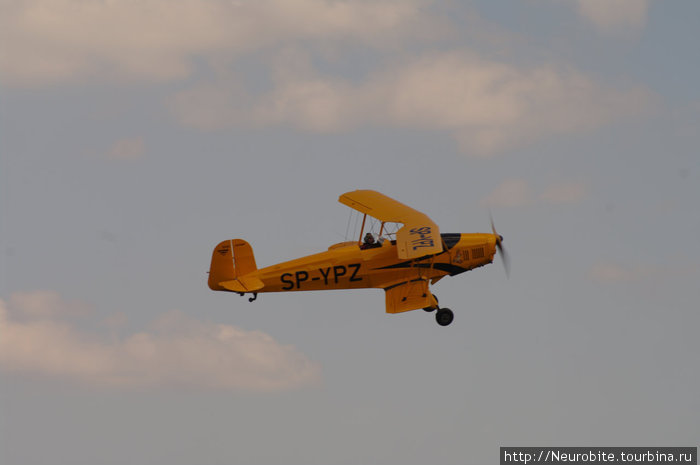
<box><xmin>373</xmin><ymin>233</ymin><xmax>469</xmax><ymax>276</ymax></box>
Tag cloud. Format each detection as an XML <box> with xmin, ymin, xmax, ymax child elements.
<box><xmin>2</xmin><ymin>1</ymin><xmax>656</xmax><ymax>154</ymax></box>
<box><xmin>480</xmin><ymin>179</ymin><xmax>533</xmax><ymax>208</ymax></box>
<box><xmin>590</xmin><ymin>263</ymin><xmax>643</xmax><ymax>283</ymax></box>
<box><xmin>588</xmin><ymin>262</ymin><xmax>700</xmax><ymax>284</ymax></box>
<box><xmin>481</xmin><ymin>179</ymin><xmax>587</xmax><ymax>207</ymax></box>
<box><xmin>171</xmin><ymin>51</ymin><xmax>654</xmax><ymax>155</ymax></box>
<box><xmin>539</xmin><ymin>181</ymin><xmax>587</xmax><ymax>205</ymax></box>
<box><xmin>574</xmin><ymin>0</ymin><xmax>649</xmax><ymax>35</ymax></box>
<box><xmin>0</xmin><ymin>0</ymin><xmax>439</xmax><ymax>87</ymax></box>
<box><xmin>8</xmin><ymin>290</ymin><xmax>92</xmax><ymax>319</ymax></box>
<box><xmin>106</xmin><ymin>137</ymin><xmax>145</xmax><ymax>160</ymax></box>
<box><xmin>0</xmin><ymin>292</ymin><xmax>321</xmax><ymax>390</ymax></box>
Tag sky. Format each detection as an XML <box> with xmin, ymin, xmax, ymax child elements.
<box><xmin>1</xmin><ymin>1</ymin><xmax>699</xmax><ymax>464</ymax></box>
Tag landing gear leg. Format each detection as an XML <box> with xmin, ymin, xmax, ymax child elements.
<box><xmin>435</xmin><ymin>308</ymin><xmax>454</xmax><ymax>326</ymax></box>
<box><xmin>248</xmin><ymin>293</ymin><xmax>258</xmax><ymax>303</ymax></box>
<box><xmin>423</xmin><ymin>294</ymin><xmax>439</xmax><ymax>312</ymax></box>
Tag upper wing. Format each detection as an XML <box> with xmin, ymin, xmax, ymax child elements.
<box><xmin>339</xmin><ymin>190</ymin><xmax>443</xmax><ymax>259</ymax></box>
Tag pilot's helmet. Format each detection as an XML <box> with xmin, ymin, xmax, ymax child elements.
<box><xmin>364</xmin><ymin>233</ymin><xmax>375</xmax><ymax>243</ymax></box>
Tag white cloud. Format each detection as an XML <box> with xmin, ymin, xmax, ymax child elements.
<box><xmin>575</xmin><ymin>0</ymin><xmax>649</xmax><ymax>35</ymax></box>
<box><xmin>0</xmin><ymin>292</ymin><xmax>321</xmax><ymax>391</ymax></box>
<box><xmin>106</xmin><ymin>137</ymin><xmax>145</xmax><ymax>160</ymax></box>
<box><xmin>539</xmin><ymin>181</ymin><xmax>587</xmax><ymax>205</ymax></box>
<box><xmin>590</xmin><ymin>263</ymin><xmax>636</xmax><ymax>282</ymax></box>
<box><xmin>589</xmin><ymin>262</ymin><xmax>665</xmax><ymax>284</ymax></box>
<box><xmin>0</xmin><ymin>0</ymin><xmax>439</xmax><ymax>86</ymax></box>
<box><xmin>482</xmin><ymin>179</ymin><xmax>587</xmax><ymax>207</ymax></box>
<box><xmin>480</xmin><ymin>179</ymin><xmax>534</xmax><ymax>208</ymax></box>
<box><xmin>9</xmin><ymin>290</ymin><xmax>92</xmax><ymax>319</ymax></box>
<box><xmin>587</xmin><ymin>261</ymin><xmax>700</xmax><ymax>284</ymax></box>
<box><xmin>1</xmin><ymin>1</ymin><xmax>656</xmax><ymax>154</ymax></box>
<box><xmin>588</xmin><ymin>262</ymin><xmax>700</xmax><ymax>284</ymax></box>
<box><xmin>171</xmin><ymin>51</ymin><xmax>654</xmax><ymax>155</ymax></box>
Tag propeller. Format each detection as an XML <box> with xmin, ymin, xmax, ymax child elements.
<box><xmin>490</xmin><ymin>214</ymin><xmax>510</xmax><ymax>278</ymax></box>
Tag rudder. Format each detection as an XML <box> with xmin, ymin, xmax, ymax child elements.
<box><xmin>208</xmin><ymin>239</ymin><xmax>258</xmax><ymax>291</ymax></box>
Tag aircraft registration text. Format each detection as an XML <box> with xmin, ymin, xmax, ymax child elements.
<box><xmin>280</xmin><ymin>263</ymin><xmax>362</xmax><ymax>290</ymax></box>
<box><xmin>410</xmin><ymin>226</ymin><xmax>435</xmax><ymax>250</ymax></box>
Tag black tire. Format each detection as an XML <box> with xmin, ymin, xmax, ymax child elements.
<box><xmin>435</xmin><ymin>308</ymin><xmax>454</xmax><ymax>326</ymax></box>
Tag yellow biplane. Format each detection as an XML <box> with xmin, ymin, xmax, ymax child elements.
<box><xmin>208</xmin><ymin>190</ymin><xmax>508</xmax><ymax>326</ymax></box>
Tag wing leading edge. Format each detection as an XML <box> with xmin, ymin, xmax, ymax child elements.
<box><xmin>339</xmin><ymin>190</ymin><xmax>443</xmax><ymax>259</ymax></box>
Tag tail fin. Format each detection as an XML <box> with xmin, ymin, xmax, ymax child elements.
<box><xmin>208</xmin><ymin>239</ymin><xmax>259</xmax><ymax>291</ymax></box>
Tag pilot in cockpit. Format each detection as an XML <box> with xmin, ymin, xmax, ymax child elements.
<box><xmin>361</xmin><ymin>233</ymin><xmax>382</xmax><ymax>250</ymax></box>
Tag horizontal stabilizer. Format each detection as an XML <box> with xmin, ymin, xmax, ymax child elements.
<box><xmin>220</xmin><ymin>276</ymin><xmax>265</xmax><ymax>293</ymax></box>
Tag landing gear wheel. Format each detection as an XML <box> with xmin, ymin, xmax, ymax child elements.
<box><xmin>423</xmin><ymin>294</ymin><xmax>439</xmax><ymax>312</ymax></box>
<box><xmin>435</xmin><ymin>308</ymin><xmax>454</xmax><ymax>326</ymax></box>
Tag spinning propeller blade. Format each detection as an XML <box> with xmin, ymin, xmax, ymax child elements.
<box><xmin>490</xmin><ymin>214</ymin><xmax>510</xmax><ymax>278</ymax></box>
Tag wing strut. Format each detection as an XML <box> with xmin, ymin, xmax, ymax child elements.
<box><xmin>357</xmin><ymin>213</ymin><xmax>367</xmax><ymax>246</ymax></box>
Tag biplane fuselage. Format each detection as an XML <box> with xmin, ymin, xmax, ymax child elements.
<box><xmin>208</xmin><ymin>190</ymin><xmax>505</xmax><ymax>326</ymax></box>
<box><xmin>213</xmin><ymin>234</ymin><xmax>496</xmax><ymax>293</ymax></box>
